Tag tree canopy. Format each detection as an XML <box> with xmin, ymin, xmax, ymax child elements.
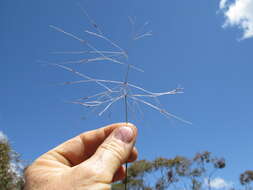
<box><xmin>0</xmin><ymin>134</ymin><xmax>24</xmax><ymax>190</ymax></box>
<box><xmin>113</xmin><ymin>151</ymin><xmax>253</xmax><ymax>190</ymax></box>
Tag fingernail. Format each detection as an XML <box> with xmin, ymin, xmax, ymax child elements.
<box><xmin>114</xmin><ymin>126</ymin><xmax>134</xmax><ymax>143</ymax></box>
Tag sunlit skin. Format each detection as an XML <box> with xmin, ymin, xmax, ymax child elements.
<box><xmin>24</xmin><ymin>123</ymin><xmax>138</xmax><ymax>190</ymax></box>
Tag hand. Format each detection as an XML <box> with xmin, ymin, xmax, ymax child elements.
<box><xmin>24</xmin><ymin>123</ymin><xmax>138</xmax><ymax>190</ymax></box>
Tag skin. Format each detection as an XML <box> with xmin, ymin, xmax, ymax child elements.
<box><xmin>24</xmin><ymin>123</ymin><xmax>138</xmax><ymax>190</ymax></box>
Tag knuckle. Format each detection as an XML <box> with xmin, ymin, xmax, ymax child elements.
<box><xmin>100</xmin><ymin>141</ymin><xmax>125</xmax><ymax>163</ymax></box>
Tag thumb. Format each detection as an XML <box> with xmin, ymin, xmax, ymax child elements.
<box><xmin>83</xmin><ymin>124</ymin><xmax>137</xmax><ymax>182</ymax></box>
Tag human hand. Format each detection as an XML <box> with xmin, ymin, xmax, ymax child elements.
<box><xmin>24</xmin><ymin>123</ymin><xmax>138</xmax><ymax>190</ymax></box>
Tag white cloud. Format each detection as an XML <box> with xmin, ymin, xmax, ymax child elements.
<box><xmin>220</xmin><ymin>0</ymin><xmax>253</xmax><ymax>39</ymax></box>
<box><xmin>9</xmin><ymin>162</ymin><xmax>24</xmax><ymax>179</ymax></box>
<box><xmin>205</xmin><ymin>177</ymin><xmax>233</xmax><ymax>189</ymax></box>
<box><xmin>220</xmin><ymin>0</ymin><xmax>228</xmax><ymax>9</ymax></box>
<box><xmin>0</xmin><ymin>131</ymin><xmax>8</xmax><ymax>143</ymax></box>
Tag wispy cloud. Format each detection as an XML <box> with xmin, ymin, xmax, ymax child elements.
<box><xmin>0</xmin><ymin>131</ymin><xmax>8</xmax><ymax>143</ymax></box>
<box><xmin>9</xmin><ymin>162</ymin><xmax>24</xmax><ymax>179</ymax></box>
<box><xmin>220</xmin><ymin>0</ymin><xmax>253</xmax><ymax>39</ymax></box>
<box><xmin>205</xmin><ymin>177</ymin><xmax>233</xmax><ymax>189</ymax></box>
<box><xmin>220</xmin><ymin>0</ymin><xmax>228</xmax><ymax>9</ymax></box>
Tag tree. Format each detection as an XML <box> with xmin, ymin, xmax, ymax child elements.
<box><xmin>112</xmin><ymin>151</ymin><xmax>226</xmax><ymax>190</ymax></box>
<box><xmin>240</xmin><ymin>170</ymin><xmax>253</xmax><ymax>190</ymax></box>
<box><xmin>0</xmin><ymin>132</ymin><xmax>24</xmax><ymax>190</ymax></box>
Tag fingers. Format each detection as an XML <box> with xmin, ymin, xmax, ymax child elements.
<box><xmin>78</xmin><ymin>123</ymin><xmax>135</xmax><ymax>162</ymax></box>
<box><xmin>112</xmin><ymin>165</ymin><xmax>126</xmax><ymax>182</ymax></box>
<box><xmin>43</xmin><ymin>123</ymin><xmax>136</xmax><ymax>167</ymax></box>
<box><xmin>128</xmin><ymin>147</ymin><xmax>138</xmax><ymax>162</ymax></box>
<box><xmin>113</xmin><ymin>147</ymin><xmax>138</xmax><ymax>182</ymax></box>
<box><xmin>81</xmin><ymin>124</ymin><xmax>137</xmax><ymax>182</ymax></box>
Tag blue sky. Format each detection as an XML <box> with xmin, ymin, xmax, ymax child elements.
<box><xmin>1</xmin><ymin>0</ymin><xmax>253</xmax><ymax>187</ymax></box>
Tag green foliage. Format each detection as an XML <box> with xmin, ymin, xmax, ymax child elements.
<box><xmin>0</xmin><ymin>139</ymin><xmax>24</xmax><ymax>190</ymax></box>
<box><xmin>112</xmin><ymin>151</ymin><xmax>227</xmax><ymax>190</ymax></box>
<box><xmin>240</xmin><ymin>170</ymin><xmax>253</xmax><ymax>185</ymax></box>
<box><xmin>129</xmin><ymin>160</ymin><xmax>153</xmax><ymax>178</ymax></box>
